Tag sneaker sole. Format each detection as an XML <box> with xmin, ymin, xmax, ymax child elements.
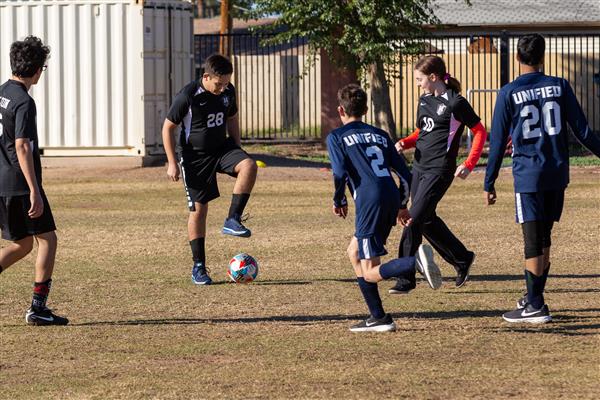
<box><xmin>455</xmin><ymin>253</ymin><xmax>475</xmax><ymax>288</ymax></box>
<box><xmin>502</xmin><ymin>314</ymin><xmax>553</xmax><ymax>324</ymax></box>
<box><xmin>191</xmin><ymin>277</ymin><xmax>212</xmax><ymax>285</ymax></box>
<box><xmin>388</xmin><ymin>288</ymin><xmax>413</xmax><ymax>294</ymax></box>
<box><xmin>350</xmin><ymin>322</ymin><xmax>397</xmax><ymax>332</ymax></box>
<box><xmin>222</xmin><ymin>228</ymin><xmax>251</xmax><ymax>238</ymax></box>
<box><xmin>418</xmin><ymin>245</ymin><xmax>442</xmax><ymax>290</ymax></box>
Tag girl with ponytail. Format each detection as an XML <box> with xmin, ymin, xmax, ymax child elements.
<box><xmin>389</xmin><ymin>55</ymin><xmax>488</xmax><ymax>294</ymax></box>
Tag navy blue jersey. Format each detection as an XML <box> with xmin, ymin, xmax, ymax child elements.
<box><xmin>485</xmin><ymin>72</ymin><xmax>600</xmax><ymax>193</ymax></box>
<box><xmin>326</xmin><ymin>121</ymin><xmax>411</xmax><ymax>212</ymax></box>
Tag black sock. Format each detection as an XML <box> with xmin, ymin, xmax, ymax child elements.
<box><xmin>357</xmin><ymin>277</ymin><xmax>385</xmax><ymax>319</ymax></box>
<box><xmin>32</xmin><ymin>279</ymin><xmax>52</xmax><ymax>311</ymax></box>
<box><xmin>525</xmin><ymin>270</ymin><xmax>544</xmax><ymax>309</ymax></box>
<box><xmin>190</xmin><ymin>238</ymin><xmax>205</xmax><ymax>265</ymax></box>
<box><xmin>228</xmin><ymin>193</ymin><xmax>250</xmax><ymax>219</ymax></box>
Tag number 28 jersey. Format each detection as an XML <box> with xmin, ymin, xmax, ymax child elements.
<box><xmin>166</xmin><ymin>80</ymin><xmax>238</xmax><ymax>154</ymax></box>
<box><xmin>485</xmin><ymin>72</ymin><xmax>600</xmax><ymax>193</ymax></box>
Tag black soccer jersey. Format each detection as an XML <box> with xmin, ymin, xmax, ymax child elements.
<box><xmin>166</xmin><ymin>80</ymin><xmax>238</xmax><ymax>154</ymax></box>
<box><xmin>414</xmin><ymin>89</ymin><xmax>480</xmax><ymax>174</ymax></box>
<box><xmin>0</xmin><ymin>79</ymin><xmax>42</xmax><ymax>196</ymax></box>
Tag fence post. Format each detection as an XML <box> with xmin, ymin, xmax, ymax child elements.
<box><xmin>500</xmin><ymin>31</ymin><xmax>510</xmax><ymax>87</ymax></box>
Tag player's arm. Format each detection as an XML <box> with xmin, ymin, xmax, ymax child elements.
<box><xmin>162</xmin><ymin>118</ymin><xmax>180</xmax><ymax>181</ymax></box>
<box><xmin>396</xmin><ymin>128</ymin><xmax>419</xmax><ymax>153</ymax></box>
<box><xmin>563</xmin><ymin>81</ymin><xmax>600</xmax><ymax>157</ymax></box>
<box><xmin>452</xmin><ymin>97</ymin><xmax>486</xmax><ymax>179</ymax></box>
<box><xmin>484</xmin><ymin>90</ymin><xmax>511</xmax><ymax>205</ymax></box>
<box><xmin>326</xmin><ymin>133</ymin><xmax>348</xmax><ymax>218</ymax></box>
<box><xmin>163</xmin><ymin>87</ymin><xmax>192</xmax><ymax>182</ymax></box>
<box><xmin>14</xmin><ymin>101</ymin><xmax>43</xmax><ymax>218</ymax></box>
<box><xmin>227</xmin><ymin>113</ymin><xmax>241</xmax><ymax>147</ymax></box>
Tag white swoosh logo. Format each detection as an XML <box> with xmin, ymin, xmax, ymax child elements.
<box><xmin>199</xmin><ymin>102</ymin><xmax>207</xmax><ymax>106</ymax></box>
<box><xmin>521</xmin><ymin>309</ymin><xmax>540</xmax><ymax>317</ymax></box>
<box><xmin>366</xmin><ymin>320</ymin><xmax>378</xmax><ymax>327</ymax></box>
<box><xmin>34</xmin><ymin>315</ymin><xmax>54</xmax><ymax>322</ymax></box>
<box><xmin>420</xmin><ymin>102</ymin><xmax>426</xmax><ymax>106</ymax></box>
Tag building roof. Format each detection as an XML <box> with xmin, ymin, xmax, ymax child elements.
<box><xmin>433</xmin><ymin>0</ymin><xmax>600</xmax><ymax>27</ymax></box>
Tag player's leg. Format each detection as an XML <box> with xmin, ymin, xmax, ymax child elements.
<box><xmin>219</xmin><ymin>144</ymin><xmax>257</xmax><ymax>237</ymax></box>
<box><xmin>0</xmin><ymin>236</ymin><xmax>34</xmax><ymax>273</ymax></box>
<box><xmin>188</xmin><ymin>202</ymin><xmax>212</xmax><ymax>285</ymax></box>
<box><xmin>503</xmin><ymin>192</ymin><xmax>552</xmax><ymax>323</ymax></box>
<box><xmin>179</xmin><ymin>154</ymin><xmax>218</xmax><ymax>285</ymax></box>
<box><xmin>24</xmin><ymin>192</ymin><xmax>67</xmax><ymax>326</ymax></box>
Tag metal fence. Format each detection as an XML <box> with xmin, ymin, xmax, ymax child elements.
<box><xmin>194</xmin><ymin>32</ymin><xmax>600</xmax><ymax>141</ymax></box>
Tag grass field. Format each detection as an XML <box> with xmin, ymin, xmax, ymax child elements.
<box><xmin>1</xmin><ymin>158</ymin><xmax>599</xmax><ymax>399</ymax></box>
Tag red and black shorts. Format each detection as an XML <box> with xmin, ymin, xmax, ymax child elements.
<box><xmin>178</xmin><ymin>138</ymin><xmax>252</xmax><ymax>209</ymax></box>
<box><xmin>0</xmin><ymin>190</ymin><xmax>56</xmax><ymax>241</ymax></box>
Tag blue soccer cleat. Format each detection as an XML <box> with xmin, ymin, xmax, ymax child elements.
<box><xmin>191</xmin><ymin>262</ymin><xmax>212</xmax><ymax>285</ymax></box>
<box><xmin>222</xmin><ymin>214</ymin><xmax>251</xmax><ymax>238</ymax></box>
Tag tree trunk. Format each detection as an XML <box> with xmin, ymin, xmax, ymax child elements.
<box><xmin>368</xmin><ymin>60</ymin><xmax>396</xmax><ymax>141</ymax></box>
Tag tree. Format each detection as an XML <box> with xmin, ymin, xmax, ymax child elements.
<box><xmin>245</xmin><ymin>0</ymin><xmax>441</xmax><ymax>140</ymax></box>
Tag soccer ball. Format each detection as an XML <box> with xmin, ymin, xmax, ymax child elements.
<box><xmin>228</xmin><ymin>253</ymin><xmax>259</xmax><ymax>283</ymax></box>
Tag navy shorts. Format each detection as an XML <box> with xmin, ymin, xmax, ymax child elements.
<box><xmin>179</xmin><ymin>138</ymin><xmax>252</xmax><ymax>208</ymax></box>
<box><xmin>0</xmin><ymin>191</ymin><xmax>56</xmax><ymax>241</ymax></box>
<box><xmin>515</xmin><ymin>190</ymin><xmax>565</xmax><ymax>224</ymax></box>
<box><xmin>355</xmin><ymin>197</ymin><xmax>399</xmax><ymax>260</ymax></box>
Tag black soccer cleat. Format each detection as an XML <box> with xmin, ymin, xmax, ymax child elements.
<box><xmin>388</xmin><ymin>276</ymin><xmax>416</xmax><ymax>294</ymax></box>
<box><xmin>502</xmin><ymin>303</ymin><xmax>552</xmax><ymax>324</ymax></box>
<box><xmin>349</xmin><ymin>314</ymin><xmax>396</xmax><ymax>332</ymax></box>
<box><xmin>455</xmin><ymin>251</ymin><xmax>475</xmax><ymax>288</ymax></box>
<box><xmin>25</xmin><ymin>307</ymin><xmax>69</xmax><ymax>326</ymax></box>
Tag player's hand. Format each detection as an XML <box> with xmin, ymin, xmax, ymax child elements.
<box><xmin>167</xmin><ymin>162</ymin><xmax>180</xmax><ymax>182</ymax></box>
<box><xmin>333</xmin><ymin>205</ymin><xmax>348</xmax><ymax>219</ymax></box>
<box><xmin>395</xmin><ymin>140</ymin><xmax>405</xmax><ymax>154</ymax></box>
<box><xmin>28</xmin><ymin>190</ymin><xmax>44</xmax><ymax>219</ymax></box>
<box><xmin>454</xmin><ymin>164</ymin><xmax>471</xmax><ymax>180</ymax></box>
<box><xmin>485</xmin><ymin>190</ymin><xmax>497</xmax><ymax>205</ymax></box>
<box><xmin>397</xmin><ymin>208</ymin><xmax>412</xmax><ymax>226</ymax></box>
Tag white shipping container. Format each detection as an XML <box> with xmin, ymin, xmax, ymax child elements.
<box><xmin>0</xmin><ymin>0</ymin><xmax>193</xmax><ymax>157</ymax></box>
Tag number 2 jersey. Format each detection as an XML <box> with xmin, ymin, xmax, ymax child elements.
<box><xmin>327</xmin><ymin>121</ymin><xmax>412</xmax><ymax>236</ymax></box>
<box><xmin>166</xmin><ymin>80</ymin><xmax>238</xmax><ymax>155</ymax></box>
<box><xmin>485</xmin><ymin>72</ymin><xmax>600</xmax><ymax>193</ymax></box>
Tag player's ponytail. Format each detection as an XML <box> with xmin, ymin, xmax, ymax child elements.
<box><xmin>415</xmin><ymin>55</ymin><xmax>462</xmax><ymax>93</ymax></box>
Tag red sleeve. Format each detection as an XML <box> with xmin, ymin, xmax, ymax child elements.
<box><xmin>463</xmin><ymin>122</ymin><xmax>487</xmax><ymax>171</ymax></box>
<box><xmin>399</xmin><ymin>128</ymin><xmax>420</xmax><ymax>149</ymax></box>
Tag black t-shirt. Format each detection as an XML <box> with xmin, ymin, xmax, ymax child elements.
<box><xmin>414</xmin><ymin>89</ymin><xmax>480</xmax><ymax>174</ymax></box>
<box><xmin>0</xmin><ymin>79</ymin><xmax>42</xmax><ymax>196</ymax></box>
<box><xmin>166</xmin><ymin>80</ymin><xmax>238</xmax><ymax>154</ymax></box>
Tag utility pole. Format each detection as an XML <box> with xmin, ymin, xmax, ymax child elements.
<box><xmin>219</xmin><ymin>0</ymin><xmax>232</xmax><ymax>57</ymax></box>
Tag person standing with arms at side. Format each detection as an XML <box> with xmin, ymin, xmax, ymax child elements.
<box><xmin>162</xmin><ymin>54</ymin><xmax>257</xmax><ymax>285</ymax></box>
<box><xmin>485</xmin><ymin>34</ymin><xmax>600</xmax><ymax>323</ymax></box>
<box><xmin>327</xmin><ymin>84</ymin><xmax>442</xmax><ymax>333</ymax></box>
<box><xmin>0</xmin><ymin>36</ymin><xmax>68</xmax><ymax>325</ymax></box>
<box><xmin>389</xmin><ymin>55</ymin><xmax>488</xmax><ymax>294</ymax></box>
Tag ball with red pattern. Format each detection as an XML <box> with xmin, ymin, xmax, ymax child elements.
<box><xmin>228</xmin><ymin>253</ymin><xmax>259</xmax><ymax>283</ymax></box>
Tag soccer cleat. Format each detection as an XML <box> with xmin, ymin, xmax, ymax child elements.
<box><xmin>349</xmin><ymin>314</ymin><xmax>396</xmax><ymax>332</ymax></box>
<box><xmin>455</xmin><ymin>251</ymin><xmax>475</xmax><ymax>288</ymax></box>
<box><xmin>25</xmin><ymin>307</ymin><xmax>69</xmax><ymax>326</ymax></box>
<box><xmin>191</xmin><ymin>262</ymin><xmax>212</xmax><ymax>285</ymax></box>
<box><xmin>416</xmin><ymin>244</ymin><xmax>442</xmax><ymax>290</ymax></box>
<box><xmin>388</xmin><ymin>276</ymin><xmax>416</xmax><ymax>294</ymax></box>
<box><xmin>516</xmin><ymin>294</ymin><xmax>528</xmax><ymax>309</ymax></box>
<box><xmin>502</xmin><ymin>303</ymin><xmax>552</xmax><ymax>324</ymax></box>
<box><xmin>222</xmin><ymin>214</ymin><xmax>251</xmax><ymax>238</ymax></box>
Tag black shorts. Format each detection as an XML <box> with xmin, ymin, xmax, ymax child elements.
<box><xmin>179</xmin><ymin>138</ymin><xmax>251</xmax><ymax>208</ymax></box>
<box><xmin>0</xmin><ymin>190</ymin><xmax>56</xmax><ymax>241</ymax></box>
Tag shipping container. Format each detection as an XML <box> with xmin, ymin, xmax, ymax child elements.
<box><xmin>0</xmin><ymin>0</ymin><xmax>194</xmax><ymax>157</ymax></box>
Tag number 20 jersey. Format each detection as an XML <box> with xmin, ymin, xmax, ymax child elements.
<box><xmin>485</xmin><ymin>72</ymin><xmax>600</xmax><ymax>193</ymax></box>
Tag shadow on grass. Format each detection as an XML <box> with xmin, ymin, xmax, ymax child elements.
<box><xmin>448</xmin><ymin>273</ymin><xmax>600</xmax><ymax>283</ymax></box>
<box><xmin>248</xmin><ymin>153</ymin><xmax>329</xmax><ymax>169</ymax></box>
<box><xmin>68</xmin><ymin>308</ymin><xmax>600</xmax><ymax>329</ymax></box>
<box><xmin>492</xmin><ymin>322</ymin><xmax>600</xmax><ymax>337</ymax></box>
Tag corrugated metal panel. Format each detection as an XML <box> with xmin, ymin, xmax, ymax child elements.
<box><xmin>0</xmin><ymin>0</ymin><xmax>193</xmax><ymax>156</ymax></box>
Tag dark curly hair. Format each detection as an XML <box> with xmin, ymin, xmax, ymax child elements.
<box><xmin>517</xmin><ymin>34</ymin><xmax>545</xmax><ymax>66</ymax></box>
<box><xmin>10</xmin><ymin>36</ymin><xmax>50</xmax><ymax>78</ymax></box>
